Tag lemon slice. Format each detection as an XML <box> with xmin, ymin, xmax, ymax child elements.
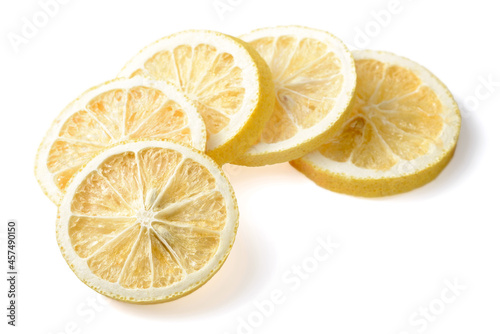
<box><xmin>35</xmin><ymin>77</ymin><xmax>206</xmax><ymax>205</ymax></box>
<box><xmin>118</xmin><ymin>30</ymin><xmax>275</xmax><ymax>164</ymax></box>
<box><xmin>56</xmin><ymin>140</ymin><xmax>238</xmax><ymax>304</ymax></box>
<box><xmin>291</xmin><ymin>50</ymin><xmax>461</xmax><ymax>197</ymax></box>
<box><xmin>232</xmin><ymin>26</ymin><xmax>357</xmax><ymax>166</ymax></box>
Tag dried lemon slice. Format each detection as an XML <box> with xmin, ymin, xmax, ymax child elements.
<box><xmin>233</xmin><ymin>26</ymin><xmax>357</xmax><ymax>166</ymax></box>
<box><xmin>56</xmin><ymin>140</ymin><xmax>238</xmax><ymax>303</ymax></box>
<box><xmin>291</xmin><ymin>50</ymin><xmax>461</xmax><ymax>197</ymax></box>
<box><xmin>35</xmin><ymin>77</ymin><xmax>206</xmax><ymax>204</ymax></box>
<box><xmin>119</xmin><ymin>30</ymin><xmax>275</xmax><ymax>164</ymax></box>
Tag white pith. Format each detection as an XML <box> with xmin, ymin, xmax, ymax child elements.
<box><xmin>56</xmin><ymin>140</ymin><xmax>238</xmax><ymax>302</ymax></box>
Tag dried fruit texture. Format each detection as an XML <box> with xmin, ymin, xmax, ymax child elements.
<box><xmin>320</xmin><ymin>59</ymin><xmax>444</xmax><ymax>170</ymax></box>
<box><xmin>57</xmin><ymin>141</ymin><xmax>238</xmax><ymax>303</ymax></box>
<box><xmin>255</xmin><ymin>37</ymin><xmax>342</xmax><ymax>142</ymax></box>
<box><xmin>291</xmin><ymin>50</ymin><xmax>461</xmax><ymax>197</ymax></box>
<box><xmin>35</xmin><ymin>78</ymin><xmax>206</xmax><ymax>204</ymax></box>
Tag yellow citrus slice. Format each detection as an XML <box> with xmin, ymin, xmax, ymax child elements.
<box><xmin>56</xmin><ymin>140</ymin><xmax>238</xmax><ymax>304</ymax></box>
<box><xmin>35</xmin><ymin>77</ymin><xmax>206</xmax><ymax>205</ymax></box>
<box><xmin>118</xmin><ymin>30</ymin><xmax>275</xmax><ymax>164</ymax></box>
<box><xmin>232</xmin><ymin>26</ymin><xmax>357</xmax><ymax>166</ymax></box>
<box><xmin>291</xmin><ymin>50</ymin><xmax>461</xmax><ymax>197</ymax></box>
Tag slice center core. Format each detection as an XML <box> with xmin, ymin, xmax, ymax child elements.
<box><xmin>137</xmin><ymin>209</ymin><xmax>155</xmax><ymax>228</ymax></box>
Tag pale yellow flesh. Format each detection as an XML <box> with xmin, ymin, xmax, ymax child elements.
<box><xmin>67</xmin><ymin>147</ymin><xmax>227</xmax><ymax>290</ymax></box>
<box><xmin>247</xmin><ymin>36</ymin><xmax>344</xmax><ymax>144</ymax></box>
<box><xmin>46</xmin><ymin>87</ymin><xmax>196</xmax><ymax>194</ymax></box>
<box><xmin>131</xmin><ymin>45</ymin><xmax>245</xmax><ymax>137</ymax></box>
<box><xmin>319</xmin><ymin>59</ymin><xmax>444</xmax><ymax>170</ymax></box>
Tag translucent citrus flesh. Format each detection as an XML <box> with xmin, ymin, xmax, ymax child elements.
<box><xmin>46</xmin><ymin>87</ymin><xmax>194</xmax><ymax>194</ymax></box>
<box><xmin>67</xmin><ymin>147</ymin><xmax>227</xmax><ymax>289</ymax></box>
<box><xmin>247</xmin><ymin>36</ymin><xmax>344</xmax><ymax>143</ymax></box>
<box><xmin>131</xmin><ymin>45</ymin><xmax>245</xmax><ymax>137</ymax></box>
<box><xmin>319</xmin><ymin>59</ymin><xmax>444</xmax><ymax>170</ymax></box>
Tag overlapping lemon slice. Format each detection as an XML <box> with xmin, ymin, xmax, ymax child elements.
<box><xmin>35</xmin><ymin>77</ymin><xmax>206</xmax><ymax>204</ymax></box>
<box><xmin>291</xmin><ymin>50</ymin><xmax>461</xmax><ymax>197</ymax></box>
<box><xmin>56</xmin><ymin>140</ymin><xmax>238</xmax><ymax>303</ymax></box>
<box><xmin>232</xmin><ymin>26</ymin><xmax>357</xmax><ymax>166</ymax></box>
<box><xmin>119</xmin><ymin>30</ymin><xmax>275</xmax><ymax>164</ymax></box>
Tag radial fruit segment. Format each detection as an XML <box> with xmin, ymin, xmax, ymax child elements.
<box><xmin>57</xmin><ymin>140</ymin><xmax>238</xmax><ymax>303</ymax></box>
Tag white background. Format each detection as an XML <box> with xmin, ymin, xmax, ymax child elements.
<box><xmin>1</xmin><ymin>0</ymin><xmax>499</xmax><ymax>333</ymax></box>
